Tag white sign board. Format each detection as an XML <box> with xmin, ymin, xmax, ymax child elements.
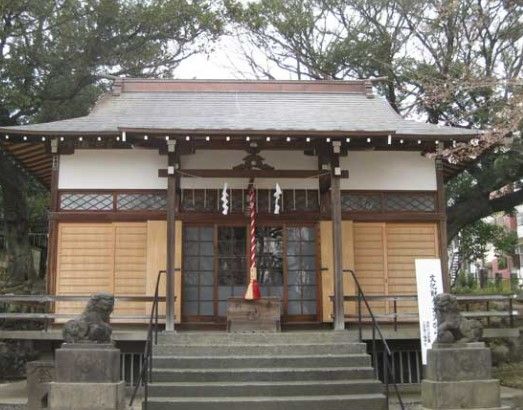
<box><xmin>415</xmin><ymin>259</ymin><xmax>444</xmax><ymax>365</ymax></box>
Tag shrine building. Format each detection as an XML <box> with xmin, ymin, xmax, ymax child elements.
<box><xmin>0</xmin><ymin>78</ymin><xmax>479</xmax><ymax>331</ymax></box>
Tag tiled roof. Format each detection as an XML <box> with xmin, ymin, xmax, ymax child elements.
<box><xmin>0</xmin><ymin>79</ymin><xmax>479</xmax><ymax>138</ymax></box>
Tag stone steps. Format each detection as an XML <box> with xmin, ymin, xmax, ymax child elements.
<box><xmin>146</xmin><ymin>394</ymin><xmax>386</xmax><ymax>410</ymax></box>
<box><xmin>152</xmin><ymin>366</ymin><xmax>376</xmax><ymax>382</ymax></box>
<box><xmin>146</xmin><ymin>331</ymin><xmax>385</xmax><ymax>410</ymax></box>
<box><xmin>148</xmin><ymin>379</ymin><xmax>383</xmax><ymax>397</ymax></box>
<box><xmin>153</xmin><ymin>342</ymin><xmax>366</xmax><ymax>356</ymax></box>
<box><xmin>152</xmin><ymin>353</ymin><xmax>371</xmax><ymax>368</ymax></box>
<box><xmin>156</xmin><ymin>331</ymin><xmax>359</xmax><ymax>345</ymax></box>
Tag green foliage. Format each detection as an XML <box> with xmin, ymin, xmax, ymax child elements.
<box><xmin>458</xmin><ymin>219</ymin><xmax>518</xmax><ymax>264</ymax></box>
<box><xmin>451</xmin><ymin>280</ymin><xmax>515</xmax><ymax>296</ymax></box>
<box><xmin>227</xmin><ymin>0</ymin><xmax>523</xmax><ymax>235</ymax></box>
<box><xmin>494</xmin><ymin>362</ymin><xmax>523</xmax><ymax>388</ymax></box>
<box><xmin>1</xmin><ymin>0</ymin><xmax>224</xmax><ymax>126</ymax></box>
<box><xmin>452</xmin><ymin>269</ymin><xmax>520</xmax><ymax>295</ymax></box>
<box><xmin>454</xmin><ymin>271</ymin><xmax>478</xmax><ymax>289</ymax></box>
<box><xmin>0</xmin><ymin>0</ymin><xmax>225</xmax><ymax>285</ymax></box>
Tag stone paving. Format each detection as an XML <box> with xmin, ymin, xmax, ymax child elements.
<box><xmin>1</xmin><ymin>380</ymin><xmax>522</xmax><ymax>410</ymax></box>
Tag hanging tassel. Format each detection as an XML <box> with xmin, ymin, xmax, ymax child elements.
<box><xmin>221</xmin><ymin>182</ymin><xmax>229</xmax><ymax>215</ymax></box>
<box><xmin>273</xmin><ymin>183</ymin><xmax>282</xmax><ymax>215</ymax></box>
<box><xmin>244</xmin><ymin>267</ymin><xmax>261</xmax><ymax>300</ymax></box>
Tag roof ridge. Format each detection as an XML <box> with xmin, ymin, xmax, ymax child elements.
<box><xmin>112</xmin><ymin>78</ymin><xmax>372</xmax><ymax>95</ymax></box>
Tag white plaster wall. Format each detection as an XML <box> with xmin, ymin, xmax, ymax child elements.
<box><xmin>59</xmin><ymin>149</ymin><xmax>167</xmax><ymax>189</ymax></box>
<box><xmin>340</xmin><ymin>151</ymin><xmax>436</xmax><ymax>191</ymax></box>
<box><xmin>58</xmin><ymin>149</ymin><xmax>434</xmax><ymax>191</ymax></box>
<box><xmin>180</xmin><ymin>177</ymin><xmax>318</xmax><ymax>190</ymax></box>
<box><xmin>180</xmin><ymin>150</ymin><xmax>318</xmax><ymax>189</ymax></box>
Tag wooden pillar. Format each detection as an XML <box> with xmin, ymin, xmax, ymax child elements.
<box><xmin>331</xmin><ymin>141</ymin><xmax>345</xmax><ymax>330</ymax></box>
<box><xmin>165</xmin><ymin>140</ymin><xmax>177</xmax><ymax>332</ymax></box>
<box><xmin>46</xmin><ymin>139</ymin><xmax>60</xmax><ymax>294</ymax></box>
<box><xmin>436</xmin><ymin>143</ymin><xmax>449</xmax><ymax>291</ymax></box>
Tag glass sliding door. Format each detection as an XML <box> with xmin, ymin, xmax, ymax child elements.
<box><xmin>217</xmin><ymin>226</ymin><xmax>247</xmax><ymax>316</ymax></box>
<box><xmin>182</xmin><ymin>226</ymin><xmax>215</xmax><ymax>319</ymax></box>
<box><xmin>256</xmin><ymin>225</ymin><xmax>318</xmax><ymax>320</ymax></box>
<box><xmin>286</xmin><ymin>226</ymin><xmax>317</xmax><ymax>317</ymax></box>
<box><xmin>256</xmin><ymin>227</ymin><xmax>284</xmax><ymax>299</ymax></box>
<box><xmin>182</xmin><ymin>223</ymin><xmax>318</xmax><ymax>322</ymax></box>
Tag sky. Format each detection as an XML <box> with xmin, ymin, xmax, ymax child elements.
<box><xmin>174</xmin><ymin>34</ymin><xmax>294</xmax><ymax>80</ymax></box>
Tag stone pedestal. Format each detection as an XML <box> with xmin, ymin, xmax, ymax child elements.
<box><xmin>422</xmin><ymin>342</ymin><xmax>509</xmax><ymax>410</ymax></box>
<box><xmin>227</xmin><ymin>297</ymin><xmax>281</xmax><ymax>332</ymax></box>
<box><xmin>26</xmin><ymin>361</ymin><xmax>55</xmax><ymax>410</ymax></box>
<box><xmin>49</xmin><ymin>343</ymin><xmax>124</xmax><ymax>410</ymax></box>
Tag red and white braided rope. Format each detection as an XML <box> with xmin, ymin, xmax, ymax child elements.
<box><xmin>249</xmin><ymin>186</ymin><xmax>256</xmax><ymax>273</ymax></box>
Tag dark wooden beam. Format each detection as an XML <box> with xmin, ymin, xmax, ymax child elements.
<box><xmin>330</xmin><ymin>142</ymin><xmax>345</xmax><ymax>331</ymax></box>
<box><xmin>159</xmin><ymin>168</ymin><xmax>344</xmax><ymax>179</ymax></box>
<box><xmin>46</xmin><ymin>141</ymin><xmax>60</xmax><ymax>295</ymax></box>
<box><xmin>166</xmin><ymin>140</ymin><xmax>177</xmax><ymax>332</ymax></box>
<box><xmin>49</xmin><ymin>211</ymin><xmax>166</xmax><ymax>222</ymax></box>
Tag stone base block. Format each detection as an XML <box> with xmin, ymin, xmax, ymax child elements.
<box><xmin>26</xmin><ymin>361</ymin><xmax>55</xmax><ymax>410</ymax></box>
<box><xmin>426</xmin><ymin>343</ymin><xmax>492</xmax><ymax>381</ymax></box>
<box><xmin>422</xmin><ymin>407</ymin><xmax>511</xmax><ymax>410</ymax></box>
<box><xmin>422</xmin><ymin>379</ymin><xmax>501</xmax><ymax>409</ymax></box>
<box><xmin>49</xmin><ymin>381</ymin><xmax>125</xmax><ymax>410</ymax></box>
<box><xmin>227</xmin><ymin>297</ymin><xmax>281</xmax><ymax>333</ymax></box>
<box><xmin>55</xmin><ymin>343</ymin><xmax>120</xmax><ymax>383</ymax></box>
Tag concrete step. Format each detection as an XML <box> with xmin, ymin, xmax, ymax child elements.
<box><xmin>156</xmin><ymin>331</ymin><xmax>357</xmax><ymax>345</ymax></box>
<box><xmin>153</xmin><ymin>342</ymin><xmax>366</xmax><ymax>356</ymax></box>
<box><xmin>152</xmin><ymin>366</ymin><xmax>375</xmax><ymax>382</ymax></box>
<box><xmin>146</xmin><ymin>393</ymin><xmax>386</xmax><ymax>410</ymax></box>
<box><xmin>152</xmin><ymin>353</ymin><xmax>371</xmax><ymax>369</ymax></box>
<box><xmin>148</xmin><ymin>379</ymin><xmax>383</xmax><ymax>397</ymax></box>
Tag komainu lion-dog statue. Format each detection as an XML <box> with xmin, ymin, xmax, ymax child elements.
<box><xmin>434</xmin><ymin>293</ymin><xmax>483</xmax><ymax>343</ymax></box>
<box><xmin>62</xmin><ymin>293</ymin><xmax>114</xmax><ymax>343</ymax></box>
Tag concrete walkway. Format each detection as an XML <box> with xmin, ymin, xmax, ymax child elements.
<box><xmin>388</xmin><ymin>386</ymin><xmax>523</xmax><ymax>410</ymax></box>
<box><xmin>0</xmin><ymin>380</ymin><xmax>142</xmax><ymax>410</ymax></box>
<box><xmin>1</xmin><ymin>380</ymin><xmax>522</xmax><ymax>410</ymax></box>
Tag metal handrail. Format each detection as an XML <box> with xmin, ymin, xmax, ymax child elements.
<box><xmin>129</xmin><ymin>270</ymin><xmax>166</xmax><ymax>409</ymax></box>
<box><xmin>343</xmin><ymin>269</ymin><xmax>405</xmax><ymax>410</ymax></box>
<box><xmin>0</xmin><ymin>294</ymin><xmax>167</xmax><ymax>331</ymax></box>
<box><xmin>342</xmin><ymin>293</ymin><xmax>518</xmax><ymax>330</ymax></box>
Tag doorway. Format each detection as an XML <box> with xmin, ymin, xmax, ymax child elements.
<box><xmin>182</xmin><ymin>224</ymin><xmax>319</xmax><ymax>323</ymax></box>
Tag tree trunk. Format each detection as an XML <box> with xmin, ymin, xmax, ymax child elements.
<box><xmin>0</xmin><ymin>153</ymin><xmax>36</xmax><ymax>284</ymax></box>
<box><xmin>447</xmin><ymin>188</ymin><xmax>523</xmax><ymax>244</ymax></box>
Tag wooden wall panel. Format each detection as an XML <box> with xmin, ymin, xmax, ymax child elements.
<box><xmin>352</xmin><ymin>222</ymin><xmax>439</xmax><ymax>317</ymax></box>
<box><xmin>342</xmin><ymin>221</ymin><xmax>356</xmax><ymax>316</ymax></box>
<box><xmin>320</xmin><ymin>221</ymin><xmax>355</xmax><ymax>322</ymax></box>
<box><xmin>353</xmin><ymin>223</ymin><xmax>387</xmax><ymax>313</ymax></box>
<box><xmin>56</xmin><ymin>223</ymin><xmax>115</xmax><ymax>315</ymax></box>
<box><xmin>56</xmin><ymin>222</ymin><xmax>155</xmax><ymax>322</ymax></box>
<box><xmin>113</xmin><ymin>223</ymin><xmax>147</xmax><ymax>319</ymax></box>
<box><xmin>145</xmin><ymin>221</ymin><xmax>182</xmax><ymax>323</ymax></box>
<box><xmin>386</xmin><ymin>223</ymin><xmax>438</xmax><ymax>313</ymax></box>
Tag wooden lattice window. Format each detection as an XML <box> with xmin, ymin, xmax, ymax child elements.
<box><xmin>341</xmin><ymin>192</ymin><xmax>381</xmax><ymax>211</ymax></box>
<box><xmin>116</xmin><ymin>193</ymin><xmax>167</xmax><ymax>211</ymax></box>
<box><xmin>180</xmin><ymin>189</ymin><xmax>320</xmax><ymax>213</ymax></box>
<box><xmin>60</xmin><ymin>193</ymin><xmax>113</xmax><ymax>211</ymax></box>
<box><xmin>341</xmin><ymin>191</ymin><xmax>436</xmax><ymax>213</ymax></box>
<box><xmin>383</xmin><ymin>193</ymin><xmax>436</xmax><ymax>212</ymax></box>
<box><xmin>180</xmin><ymin>189</ymin><xmax>219</xmax><ymax>212</ymax></box>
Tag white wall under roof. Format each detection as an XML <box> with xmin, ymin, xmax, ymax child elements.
<box><xmin>59</xmin><ymin>149</ymin><xmax>167</xmax><ymax>189</ymax></box>
<box><xmin>179</xmin><ymin>150</ymin><xmax>318</xmax><ymax>189</ymax></box>
<box><xmin>341</xmin><ymin>151</ymin><xmax>436</xmax><ymax>190</ymax></box>
<box><xmin>58</xmin><ymin>149</ymin><xmax>436</xmax><ymax>191</ymax></box>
